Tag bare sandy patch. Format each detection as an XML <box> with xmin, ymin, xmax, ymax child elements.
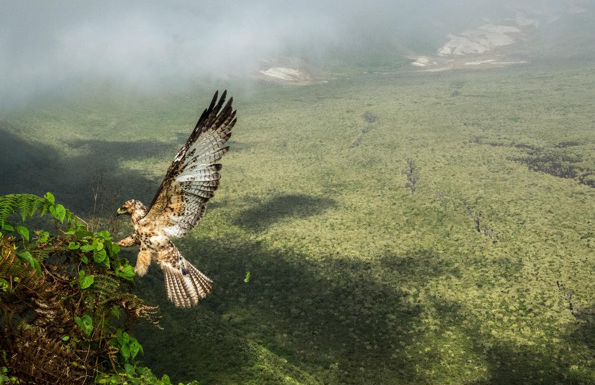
<box><xmin>438</xmin><ymin>24</ymin><xmax>522</xmax><ymax>57</ymax></box>
<box><xmin>464</xmin><ymin>59</ymin><xmax>497</xmax><ymax>66</ymax></box>
<box><xmin>259</xmin><ymin>67</ymin><xmax>309</xmax><ymax>82</ymax></box>
<box><xmin>410</xmin><ymin>56</ymin><xmax>437</xmax><ymax>68</ymax></box>
<box><xmin>255</xmin><ymin>57</ymin><xmax>325</xmax><ymax>84</ymax></box>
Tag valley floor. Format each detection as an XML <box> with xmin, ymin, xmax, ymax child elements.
<box><xmin>1</xmin><ymin>63</ymin><xmax>594</xmax><ymax>384</ymax></box>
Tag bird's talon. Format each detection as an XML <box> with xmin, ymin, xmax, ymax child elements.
<box><xmin>135</xmin><ymin>265</ymin><xmax>148</xmax><ymax>277</ymax></box>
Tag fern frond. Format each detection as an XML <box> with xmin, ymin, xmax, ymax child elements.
<box><xmin>0</xmin><ymin>194</ymin><xmax>47</xmax><ymax>226</ymax></box>
<box><xmin>29</xmin><ymin>248</ymin><xmax>51</xmax><ymax>261</ymax></box>
<box><xmin>90</xmin><ymin>274</ymin><xmax>121</xmax><ymax>305</ymax></box>
<box><xmin>0</xmin><ymin>236</ymin><xmax>17</xmax><ymax>274</ymax></box>
<box><xmin>7</xmin><ymin>327</ymin><xmax>90</xmax><ymax>385</ymax></box>
<box><xmin>0</xmin><ymin>236</ymin><xmax>37</xmax><ymax>288</ymax></box>
<box><xmin>1</xmin><ymin>196</ymin><xmax>162</xmax><ymax>382</ymax></box>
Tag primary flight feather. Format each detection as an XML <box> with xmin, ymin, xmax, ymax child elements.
<box><xmin>116</xmin><ymin>90</ymin><xmax>236</xmax><ymax>307</ymax></box>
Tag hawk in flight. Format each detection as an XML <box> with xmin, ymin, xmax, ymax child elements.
<box><xmin>116</xmin><ymin>91</ymin><xmax>236</xmax><ymax>307</ymax></box>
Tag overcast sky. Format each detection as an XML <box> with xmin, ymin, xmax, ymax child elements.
<box><xmin>0</xmin><ymin>0</ymin><xmax>589</xmax><ymax>110</ymax></box>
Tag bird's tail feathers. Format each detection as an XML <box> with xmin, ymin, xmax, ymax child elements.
<box><xmin>160</xmin><ymin>254</ymin><xmax>213</xmax><ymax>308</ymax></box>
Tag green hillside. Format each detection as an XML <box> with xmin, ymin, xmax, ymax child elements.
<box><xmin>1</xmin><ymin>63</ymin><xmax>594</xmax><ymax>384</ymax></box>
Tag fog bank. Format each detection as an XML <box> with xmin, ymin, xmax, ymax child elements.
<box><xmin>0</xmin><ymin>0</ymin><xmax>592</xmax><ymax>109</ymax></box>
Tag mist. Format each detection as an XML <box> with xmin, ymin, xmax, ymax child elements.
<box><xmin>0</xmin><ymin>0</ymin><xmax>593</xmax><ymax>110</ymax></box>
<box><xmin>1</xmin><ymin>2</ymin><xmax>595</xmax><ymax>384</ymax></box>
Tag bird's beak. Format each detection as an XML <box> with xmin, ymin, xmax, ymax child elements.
<box><xmin>117</xmin><ymin>207</ymin><xmax>126</xmax><ymax>216</ymax></box>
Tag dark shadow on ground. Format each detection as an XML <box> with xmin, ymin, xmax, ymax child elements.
<box><xmin>0</xmin><ymin>127</ymin><xmax>177</xmax><ymax>215</ymax></box>
<box><xmin>471</xmin><ymin>342</ymin><xmax>591</xmax><ymax>385</ymax></box>
<box><xmin>462</xmin><ymin>302</ymin><xmax>594</xmax><ymax>385</ymax></box>
<box><xmin>571</xmin><ymin>305</ymin><xmax>595</xmax><ymax>353</ymax></box>
<box><xmin>133</xmin><ymin>235</ymin><xmax>459</xmax><ymax>385</ymax></box>
<box><xmin>132</xmin><ymin>233</ymin><xmax>595</xmax><ymax>385</ymax></box>
<box><xmin>233</xmin><ymin>194</ymin><xmax>336</xmax><ymax>232</ymax></box>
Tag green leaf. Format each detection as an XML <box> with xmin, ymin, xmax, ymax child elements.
<box><xmin>54</xmin><ymin>204</ymin><xmax>66</xmax><ymax>223</ymax></box>
<box><xmin>129</xmin><ymin>338</ymin><xmax>142</xmax><ymax>360</ymax></box>
<box><xmin>111</xmin><ymin>305</ymin><xmax>121</xmax><ymax>319</ymax></box>
<box><xmin>44</xmin><ymin>192</ymin><xmax>55</xmax><ymax>204</ymax></box>
<box><xmin>2</xmin><ymin>224</ymin><xmax>14</xmax><ymax>232</ymax></box>
<box><xmin>75</xmin><ymin>230</ymin><xmax>93</xmax><ymax>239</ymax></box>
<box><xmin>80</xmin><ymin>244</ymin><xmax>95</xmax><ymax>252</ymax></box>
<box><xmin>68</xmin><ymin>242</ymin><xmax>80</xmax><ymax>250</ymax></box>
<box><xmin>17</xmin><ymin>251</ymin><xmax>41</xmax><ymax>275</ymax></box>
<box><xmin>0</xmin><ymin>278</ymin><xmax>8</xmax><ymax>292</ymax></box>
<box><xmin>244</xmin><ymin>270</ymin><xmax>251</xmax><ymax>283</ymax></box>
<box><xmin>36</xmin><ymin>230</ymin><xmax>50</xmax><ymax>243</ymax></box>
<box><xmin>94</xmin><ymin>249</ymin><xmax>107</xmax><ymax>263</ymax></box>
<box><xmin>79</xmin><ymin>271</ymin><xmax>94</xmax><ymax>289</ymax></box>
<box><xmin>74</xmin><ymin>315</ymin><xmax>93</xmax><ymax>336</ymax></box>
<box><xmin>114</xmin><ymin>329</ymin><xmax>123</xmax><ymax>343</ymax></box>
<box><xmin>121</xmin><ymin>332</ymin><xmax>130</xmax><ymax>346</ymax></box>
<box><xmin>62</xmin><ymin>335</ymin><xmax>70</xmax><ymax>342</ymax></box>
<box><xmin>124</xmin><ymin>363</ymin><xmax>135</xmax><ymax>376</ymax></box>
<box><xmin>16</xmin><ymin>225</ymin><xmax>29</xmax><ymax>241</ymax></box>
<box><xmin>121</xmin><ymin>343</ymin><xmax>131</xmax><ymax>361</ymax></box>
<box><xmin>81</xmin><ymin>255</ymin><xmax>88</xmax><ymax>264</ymax></box>
<box><xmin>116</xmin><ymin>265</ymin><xmax>136</xmax><ymax>281</ymax></box>
<box><xmin>97</xmin><ymin>230</ymin><xmax>111</xmax><ymax>240</ymax></box>
<box><xmin>111</xmin><ymin>243</ymin><xmax>121</xmax><ymax>255</ymax></box>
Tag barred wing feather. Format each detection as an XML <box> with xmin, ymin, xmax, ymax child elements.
<box><xmin>143</xmin><ymin>91</ymin><xmax>236</xmax><ymax>238</ymax></box>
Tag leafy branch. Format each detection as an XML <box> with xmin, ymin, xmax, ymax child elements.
<box><xmin>0</xmin><ymin>192</ymin><xmax>192</xmax><ymax>384</ymax></box>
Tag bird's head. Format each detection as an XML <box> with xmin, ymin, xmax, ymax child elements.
<box><xmin>117</xmin><ymin>200</ymin><xmax>147</xmax><ymax>218</ymax></box>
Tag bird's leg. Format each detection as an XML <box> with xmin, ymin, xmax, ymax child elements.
<box><xmin>117</xmin><ymin>234</ymin><xmax>138</xmax><ymax>248</ymax></box>
<box><xmin>135</xmin><ymin>246</ymin><xmax>152</xmax><ymax>277</ymax></box>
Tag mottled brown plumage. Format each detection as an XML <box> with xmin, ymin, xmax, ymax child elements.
<box><xmin>116</xmin><ymin>91</ymin><xmax>236</xmax><ymax>307</ymax></box>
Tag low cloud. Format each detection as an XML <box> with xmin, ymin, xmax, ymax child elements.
<box><xmin>0</xmin><ymin>0</ymin><xmax>590</xmax><ymax>109</ymax></box>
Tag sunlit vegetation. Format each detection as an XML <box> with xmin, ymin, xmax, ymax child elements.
<box><xmin>0</xmin><ymin>63</ymin><xmax>594</xmax><ymax>384</ymax></box>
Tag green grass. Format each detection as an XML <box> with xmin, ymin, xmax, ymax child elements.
<box><xmin>1</xmin><ymin>63</ymin><xmax>594</xmax><ymax>384</ymax></box>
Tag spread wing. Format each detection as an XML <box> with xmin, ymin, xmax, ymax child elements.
<box><xmin>142</xmin><ymin>90</ymin><xmax>237</xmax><ymax>238</ymax></box>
